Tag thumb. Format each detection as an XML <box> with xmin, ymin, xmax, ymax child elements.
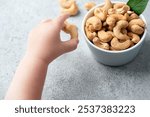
<box><xmin>61</xmin><ymin>39</ymin><xmax>79</xmax><ymax>53</ymax></box>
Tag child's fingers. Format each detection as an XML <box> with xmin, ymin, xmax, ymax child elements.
<box><xmin>55</xmin><ymin>13</ymin><xmax>70</xmax><ymax>29</ymax></box>
<box><xmin>61</xmin><ymin>39</ymin><xmax>79</xmax><ymax>53</ymax></box>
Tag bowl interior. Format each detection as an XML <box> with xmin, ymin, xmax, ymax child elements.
<box><xmin>82</xmin><ymin>1</ymin><xmax>147</xmax><ymax>54</ymax></box>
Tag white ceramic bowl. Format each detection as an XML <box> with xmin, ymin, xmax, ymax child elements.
<box><xmin>82</xmin><ymin>1</ymin><xmax>147</xmax><ymax>66</ymax></box>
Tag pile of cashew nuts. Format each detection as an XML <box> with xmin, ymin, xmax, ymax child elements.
<box><xmin>85</xmin><ymin>0</ymin><xmax>146</xmax><ymax>51</ymax></box>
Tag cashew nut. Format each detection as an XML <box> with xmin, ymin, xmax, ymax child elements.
<box><xmin>60</xmin><ymin>0</ymin><xmax>79</xmax><ymax>16</ymax></box>
<box><xmin>60</xmin><ymin>0</ymin><xmax>74</xmax><ymax>8</ymax></box>
<box><xmin>106</xmin><ymin>13</ymin><xmax>129</xmax><ymax>27</ymax></box>
<box><xmin>130</xmin><ymin>41</ymin><xmax>135</xmax><ymax>47</ymax></box>
<box><xmin>130</xmin><ymin>25</ymin><xmax>144</xmax><ymax>35</ymax></box>
<box><xmin>113</xmin><ymin>3</ymin><xmax>125</xmax><ymax>9</ymax></box>
<box><xmin>128</xmin><ymin>32</ymin><xmax>140</xmax><ymax>44</ymax></box>
<box><xmin>102</xmin><ymin>0</ymin><xmax>113</xmax><ymax>11</ymax></box>
<box><xmin>128</xmin><ymin>13</ymin><xmax>139</xmax><ymax>21</ymax></box>
<box><xmin>110</xmin><ymin>46</ymin><xmax>118</xmax><ymax>51</ymax></box>
<box><xmin>108</xmin><ymin>5</ymin><xmax>130</xmax><ymax>15</ymax></box>
<box><xmin>128</xmin><ymin>19</ymin><xmax>145</xmax><ymax>35</ymax></box>
<box><xmin>86</xmin><ymin>16</ymin><xmax>102</xmax><ymax>31</ymax></box>
<box><xmin>93</xmin><ymin>37</ymin><xmax>110</xmax><ymax>50</ymax></box>
<box><xmin>94</xmin><ymin>7</ymin><xmax>107</xmax><ymax>21</ymax></box>
<box><xmin>85</xmin><ymin>27</ymin><xmax>97</xmax><ymax>41</ymax></box>
<box><xmin>111</xmin><ymin>37</ymin><xmax>131</xmax><ymax>50</ymax></box>
<box><xmin>98</xmin><ymin>30</ymin><xmax>113</xmax><ymax>42</ymax></box>
<box><xmin>107</xmin><ymin>31</ymin><xmax>115</xmax><ymax>37</ymax></box>
<box><xmin>113</xmin><ymin>20</ymin><xmax>130</xmax><ymax>40</ymax></box>
<box><xmin>84</xmin><ymin>2</ymin><xmax>96</xmax><ymax>11</ymax></box>
<box><xmin>63</xmin><ymin>21</ymin><xmax>78</xmax><ymax>39</ymax></box>
<box><xmin>115</xmin><ymin>5</ymin><xmax>130</xmax><ymax>14</ymax></box>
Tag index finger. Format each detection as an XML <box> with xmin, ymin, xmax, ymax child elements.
<box><xmin>54</xmin><ymin>13</ymin><xmax>70</xmax><ymax>29</ymax></box>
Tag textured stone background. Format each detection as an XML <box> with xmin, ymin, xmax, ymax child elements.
<box><xmin>0</xmin><ymin>0</ymin><xmax>150</xmax><ymax>100</ymax></box>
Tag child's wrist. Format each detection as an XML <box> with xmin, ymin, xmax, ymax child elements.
<box><xmin>24</xmin><ymin>53</ymin><xmax>49</xmax><ymax>67</ymax></box>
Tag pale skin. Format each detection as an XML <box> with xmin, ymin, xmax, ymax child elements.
<box><xmin>5</xmin><ymin>14</ymin><xmax>79</xmax><ymax>100</ymax></box>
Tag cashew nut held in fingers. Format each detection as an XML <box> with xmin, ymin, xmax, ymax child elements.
<box><xmin>86</xmin><ymin>16</ymin><xmax>102</xmax><ymax>31</ymax></box>
<box><xmin>98</xmin><ymin>30</ymin><xmax>113</xmax><ymax>43</ymax></box>
<box><xmin>93</xmin><ymin>37</ymin><xmax>110</xmax><ymax>50</ymax></box>
<box><xmin>128</xmin><ymin>19</ymin><xmax>145</xmax><ymax>35</ymax></box>
<box><xmin>106</xmin><ymin>13</ymin><xmax>129</xmax><ymax>27</ymax></box>
<box><xmin>60</xmin><ymin>0</ymin><xmax>79</xmax><ymax>16</ymax></box>
<box><xmin>113</xmin><ymin>20</ymin><xmax>130</xmax><ymax>40</ymax></box>
<box><xmin>128</xmin><ymin>32</ymin><xmax>140</xmax><ymax>44</ymax></box>
<box><xmin>84</xmin><ymin>2</ymin><xmax>96</xmax><ymax>11</ymax></box>
<box><xmin>94</xmin><ymin>7</ymin><xmax>107</xmax><ymax>21</ymax></box>
<box><xmin>63</xmin><ymin>22</ymin><xmax>78</xmax><ymax>39</ymax></box>
<box><xmin>85</xmin><ymin>27</ymin><xmax>97</xmax><ymax>41</ymax></box>
<box><xmin>111</xmin><ymin>37</ymin><xmax>131</xmax><ymax>50</ymax></box>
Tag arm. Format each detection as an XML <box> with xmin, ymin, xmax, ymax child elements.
<box><xmin>5</xmin><ymin>14</ymin><xmax>79</xmax><ymax>100</ymax></box>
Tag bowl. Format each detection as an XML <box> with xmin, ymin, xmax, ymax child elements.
<box><xmin>82</xmin><ymin>1</ymin><xmax>147</xmax><ymax>66</ymax></box>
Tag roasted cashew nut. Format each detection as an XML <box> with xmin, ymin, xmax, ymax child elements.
<box><xmin>94</xmin><ymin>7</ymin><xmax>107</xmax><ymax>21</ymax></box>
<box><xmin>60</xmin><ymin>0</ymin><xmax>79</xmax><ymax>16</ymax></box>
<box><xmin>113</xmin><ymin>3</ymin><xmax>126</xmax><ymax>9</ymax></box>
<box><xmin>129</xmin><ymin>41</ymin><xmax>135</xmax><ymax>47</ymax></box>
<box><xmin>115</xmin><ymin>5</ymin><xmax>130</xmax><ymax>14</ymax></box>
<box><xmin>84</xmin><ymin>2</ymin><xmax>96</xmax><ymax>11</ymax></box>
<box><xmin>85</xmin><ymin>27</ymin><xmax>97</xmax><ymax>41</ymax></box>
<box><xmin>98</xmin><ymin>30</ymin><xmax>113</xmax><ymax>42</ymax></box>
<box><xmin>63</xmin><ymin>21</ymin><xmax>78</xmax><ymax>39</ymax></box>
<box><xmin>102</xmin><ymin>0</ymin><xmax>113</xmax><ymax>11</ymax></box>
<box><xmin>86</xmin><ymin>16</ymin><xmax>102</xmax><ymax>31</ymax></box>
<box><xmin>128</xmin><ymin>32</ymin><xmax>140</xmax><ymax>44</ymax></box>
<box><xmin>60</xmin><ymin>0</ymin><xmax>74</xmax><ymax>8</ymax></box>
<box><xmin>111</xmin><ymin>37</ymin><xmax>131</xmax><ymax>50</ymax></box>
<box><xmin>94</xmin><ymin>0</ymin><xmax>112</xmax><ymax>21</ymax></box>
<box><xmin>110</xmin><ymin>46</ymin><xmax>118</xmax><ymax>51</ymax></box>
<box><xmin>128</xmin><ymin>19</ymin><xmax>145</xmax><ymax>35</ymax></box>
<box><xmin>130</xmin><ymin>25</ymin><xmax>144</xmax><ymax>35</ymax></box>
<box><xmin>113</xmin><ymin>20</ymin><xmax>130</xmax><ymax>40</ymax></box>
<box><xmin>106</xmin><ymin>13</ymin><xmax>129</xmax><ymax>27</ymax></box>
<box><xmin>108</xmin><ymin>5</ymin><xmax>130</xmax><ymax>15</ymax></box>
<box><xmin>128</xmin><ymin>13</ymin><xmax>139</xmax><ymax>21</ymax></box>
<box><xmin>93</xmin><ymin>37</ymin><xmax>110</xmax><ymax>50</ymax></box>
<box><xmin>107</xmin><ymin>31</ymin><xmax>115</xmax><ymax>37</ymax></box>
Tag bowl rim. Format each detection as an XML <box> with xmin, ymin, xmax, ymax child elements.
<box><xmin>82</xmin><ymin>1</ymin><xmax>147</xmax><ymax>54</ymax></box>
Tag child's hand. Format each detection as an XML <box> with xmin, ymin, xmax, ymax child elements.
<box><xmin>26</xmin><ymin>14</ymin><xmax>79</xmax><ymax>64</ymax></box>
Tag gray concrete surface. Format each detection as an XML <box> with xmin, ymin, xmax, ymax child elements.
<box><xmin>0</xmin><ymin>0</ymin><xmax>150</xmax><ymax>100</ymax></box>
